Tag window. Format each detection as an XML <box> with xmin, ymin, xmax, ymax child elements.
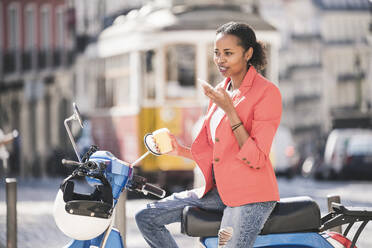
<box><xmin>44</xmin><ymin>94</ymin><xmax>51</xmax><ymax>147</ymax></box>
<box><xmin>96</xmin><ymin>77</ymin><xmax>106</xmax><ymax>108</ymax></box>
<box><xmin>326</xmin><ymin>16</ymin><xmax>336</xmax><ymax>42</ymax></box>
<box><xmin>24</xmin><ymin>5</ymin><xmax>36</xmax><ymax>50</ymax></box>
<box><xmin>344</xmin><ymin>16</ymin><xmax>352</xmax><ymax>41</ymax></box>
<box><xmin>56</xmin><ymin>7</ymin><xmax>65</xmax><ymax>50</ymax></box>
<box><xmin>59</xmin><ymin>98</ymin><xmax>69</xmax><ymax>148</ymax></box>
<box><xmin>7</xmin><ymin>3</ymin><xmax>20</xmax><ymax>50</ymax></box>
<box><xmin>6</xmin><ymin>3</ymin><xmax>20</xmax><ymax>73</ymax></box>
<box><xmin>0</xmin><ymin>3</ymin><xmax>3</xmax><ymax>52</ymax></box>
<box><xmin>0</xmin><ymin>2</ymin><xmax>3</xmax><ymax>75</ymax></box>
<box><xmin>141</xmin><ymin>50</ymin><xmax>156</xmax><ymax>100</ymax></box>
<box><xmin>29</xmin><ymin>99</ymin><xmax>37</xmax><ymax>153</ymax></box>
<box><xmin>40</xmin><ymin>5</ymin><xmax>51</xmax><ymax>50</ymax></box>
<box><xmin>166</xmin><ymin>44</ymin><xmax>196</xmax><ymax>99</ymax></box>
<box><xmin>102</xmin><ymin>54</ymin><xmax>130</xmax><ymax>107</ymax></box>
<box><xmin>23</xmin><ymin>4</ymin><xmax>36</xmax><ymax>70</ymax></box>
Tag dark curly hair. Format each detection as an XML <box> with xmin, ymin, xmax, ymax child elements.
<box><xmin>216</xmin><ymin>22</ymin><xmax>267</xmax><ymax>71</ymax></box>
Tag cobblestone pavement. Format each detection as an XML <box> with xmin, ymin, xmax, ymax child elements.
<box><xmin>1</xmin><ymin>177</ymin><xmax>372</xmax><ymax>247</ymax></box>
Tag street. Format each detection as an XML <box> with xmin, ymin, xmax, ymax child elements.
<box><xmin>1</xmin><ymin>176</ymin><xmax>372</xmax><ymax>247</ymax></box>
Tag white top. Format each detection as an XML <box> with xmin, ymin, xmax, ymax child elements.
<box><xmin>209</xmin><ymin>82</ymin><xmax>238</xmax><ymax>143</ymax></box>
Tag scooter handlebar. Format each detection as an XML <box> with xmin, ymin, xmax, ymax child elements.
<box><xmin>61</xmin><ymin>159</ymin><xmax>81</xmax><ymax>166</ymax></box>
<box><xmin>61</xmin><ymin>159</ymin><xmax>99</xmax><ymax>170</ymax></box>
<box><xmin>142</xmin><ymin>183</ymin><xmax>166</xmax><ymax>198</ymax></box>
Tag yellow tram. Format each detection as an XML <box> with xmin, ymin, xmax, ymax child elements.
<box><xmin>87</xmin><ymin>3</ymin><xmax>280</xmax><ymax>190</ymax></box>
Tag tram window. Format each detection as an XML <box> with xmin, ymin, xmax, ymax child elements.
<box><xmin>146</xmin><ymin>50</ymin><xmax>154</xmax><ymax>73</ymax></box>
<box><xmin>106</xmin><ymin>78</ymin><xmax>115</xmax><ymax>107</ymax></box>
<box><xmin>117</xmin><ymin>75</ymin><xmax>130</xmax><ymax>106</ymax></box>
<box><xmin>101</xmin><ymin>54</ymin><xmax>130</xmax><ymax>107</ymax></box>
<box><xmin>166</xmin><ymin>44</ymin><xmax>196</xmax><ymax>98</ymax></box>
<box><xmin>207</xmin><ymin>43</ymin><xmax>223</xmax><ymax>87</ymax></box>
<box><xmin>96</xmin><ymin>76</ymin><xmax>106</xmax><ymax>108</ymax></box>
<box><xmin>141</xmin><ymin>50</ymin><xmax>156</xmax><ymax>99</ymax></box>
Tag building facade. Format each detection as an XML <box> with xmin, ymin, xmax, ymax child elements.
<box><xmin>0</xmin><ymin>0</ymin><xmax>76</xmax><ymax>177</ymax></box>
<box><xmin>2</xmin><ymin>0</ymin><xmax>370</xmax><ymax>176</ymax></box>
<box><xmin>0</xmin><ymin>0</ymin><xmax>153</xmax><ymax>177</ymax></box>
<box><xmin>261</xmin><ymin>0</ymin><xmax>371</xmax><ymax>157</ymax></box>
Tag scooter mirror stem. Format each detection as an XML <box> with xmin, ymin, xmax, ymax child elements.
<box><xmin>131</xmin><ymin>151</ymin><xmax>151</xmax><ymax>167</ymax></box>
<box><xmin>64</xmin><ymin>117</ymin><xmax>82</xmax><ymax>163</ymax></box>
<box><xmin>64</xmin><ymin>102</ymin><xmax>85</xmax><ymax>163</ymax></box>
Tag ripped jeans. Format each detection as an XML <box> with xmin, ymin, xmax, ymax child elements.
<box><xmin>135</xmin><ymin>187</ymin><xmax>276</xmax><ymax>248</ymax></box>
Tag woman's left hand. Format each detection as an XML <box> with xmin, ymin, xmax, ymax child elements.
<box><xmin>202</xmin><ymin>83</ymin><xmax>234</xmax><ymax>113</ymax></box>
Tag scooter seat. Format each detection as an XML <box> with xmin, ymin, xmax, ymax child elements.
<box><xmin>261</xmin><ymin>196</ymin><xmax>321</xmax><ymax>234</ymax></box>
<box><xmin>181</xmin><ymin>196</ymin><xmax>321</xmax><ymax>237</ymax></box>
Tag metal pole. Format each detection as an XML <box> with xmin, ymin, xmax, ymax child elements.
<box><xmin>327</xmin><ymin>195</ymin><xmax>342</xmax><ymax>233</ymax></box>
<box><xmin>6</xmin><ymin>178</ymin><xmax>17</xmax><ymax>248</ymax></box>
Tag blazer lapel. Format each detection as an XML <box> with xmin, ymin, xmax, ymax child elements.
<box><xmin>205</xmin><ymin>67</ymin><xmax>257</xmax><ymax>137</ymax></box>
<box><xmin>238</xmin><ymin>66</ymin><xmax>257</xmax><ymax>96</ymax></box>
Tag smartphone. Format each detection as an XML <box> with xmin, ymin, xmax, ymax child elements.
<box><xmin>198</xmin><ymin>78</ymin><xmax>214</xmax><ymax>91</ymax></box>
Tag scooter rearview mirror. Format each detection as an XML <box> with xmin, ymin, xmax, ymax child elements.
<box><xmin>145</xmin><ymin>128</ymin><xmax>173</xmax><ymax>155</ymax></box>
<box><xmin>73</xmin><ymin>102</ymin><xmax>84</xmax><ymax>128</ymax></box>
<box><xmin>131</xmin><ymin>128</ymin><xmax>173</xmax><ymax>167</ymax></box>
<box><xmin>144</xmin><ymin>133</ymin><xmax>162</xmax><ymax>156</ymax></box>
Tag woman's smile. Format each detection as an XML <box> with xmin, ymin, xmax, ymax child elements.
<box><xmin>218</xmin><ymin>65</ymin><xmax>228</xmax><ymax>73</ymax></box>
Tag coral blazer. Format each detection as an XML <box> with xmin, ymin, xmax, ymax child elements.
<box><xmin>191</xmin><ymin>66</ymin><xmax>282</xmax><ymax>207</ymax></box>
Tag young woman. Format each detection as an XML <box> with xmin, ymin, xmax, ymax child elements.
<box><xmin>135</xmin><ymin>21</ymin><xmax>282</xmax><ymax>248</ymax></box>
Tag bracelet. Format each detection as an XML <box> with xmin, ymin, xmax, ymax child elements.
<box><xmin>231</xmin><ymin>122</ymin><xmax>243</xmax><ymax>131</ymax></box>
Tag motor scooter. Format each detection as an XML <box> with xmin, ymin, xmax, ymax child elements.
<box><xmin>53</xmin><ymin>103</ymin><xmax>169</xmax><ymax>248</ymax></box>
<box><xmin>181</xmin><ymin>189</ymin><xmax>372</xmax><ymax>248</ymax></box>
<box><xmin>56</xmin><ymin>104</ymin><xmax>372</xmax><ymax>248</ymax></box>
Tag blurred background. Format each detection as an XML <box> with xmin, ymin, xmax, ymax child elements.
<box><xmin>0</xmin><ymin>0</ymin><xmax>371</xmax><ymax>185</ymax></box>
<box><xmin>0</xmin><ymin>0</ymin><xmax>372</xmax><ymax>247</ymax></box>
